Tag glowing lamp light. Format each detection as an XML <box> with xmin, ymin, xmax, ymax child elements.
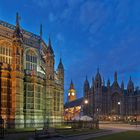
<box><xmin>68</xmin><ymin>93</ymin><xmax>70</xmax><ymax>96</ymax></box>
<box><xmin>72</xmin><ymin>92</ymin><xmax>75</xmax><ymax>96</ymax></box>
<box><xmin>84</xmin><ymin>99</ymin><xmax>88</xmax><ymax>104</ymax></box>
<box><xmin>118</xmin><ymin>102</ymin><xmax>121</xmax><ymax>105</ymax></box>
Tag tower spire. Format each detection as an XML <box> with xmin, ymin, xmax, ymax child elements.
<box><xmin>13</xmin><ymin>12</ymin><xmax>23</xmax><ymax>42</ymax></box>
<box><xmin>70</xmin><ymin>80</ymin><xmax>74</xmax><ymax>89</ymax></box>
<box><xmin>16</xmin><ymin>12</ymin><xmax>19</xmax><ymax>27</ymax></box>
<box><xmin>58</xmin><ymin>57</ymin><xmax>64</xmax><ymax>70</ymax></box>
<box><xmin>68</xmin><ymin>80</ymin><xmax>76</xmax><ymax>102</ymax></box>
<box><xmin>114</xmin><ymin>71</ymin><xmax>117</xmax><ymax>81</ymax></box>
<box><xmin>40</xmin><ymin>24</ymin><xmax>42</xmax><ymax>39</ymax></box>
<box><xmin>91</xmin><ymin>76</ymin><xmax>94</xmax><ymax>89</ymax></box>
<box><xmin>107</xmin><ymin>78</ymin><xmax>110</xmax><ymax>87</ymax></box>
<box><xmin>48</xmin><ymin>36</ymin><xmax>51</xmax><ymax>47</ymax></box>
<box><xmin>47</xmin><ymin>36</ymin><xmax>54</xmax><ymax>54</ymax></box>
<box><xmin>121</xmin><ymin>80</ymin><xmax>124</xmax><ymax>89</ymax></box>
<box><xmin>60</xmin><ymin>57</ymin><xmax>62</xmax><ymax>63</ymax></box>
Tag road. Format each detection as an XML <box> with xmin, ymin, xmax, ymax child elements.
<box><xmin>99</xmin><ymin>122</ymin><xmax>140</xmax><ymax>131</ymax></box>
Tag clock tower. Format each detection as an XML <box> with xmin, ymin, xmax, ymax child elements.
<box><xmin>68</xmin><ymin>80</ymin><xmax>76</xmax><ymax>102</ymax></box>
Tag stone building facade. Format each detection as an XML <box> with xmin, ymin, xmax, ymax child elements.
<box><xmin>64</xmin><ymin>70</ymin><xmax>140</xmax><ymax>121</ymax></box>
<box><xmin>84</xmin><ymin>69</ymin><xmax>140</xmax><ymax>121</ymax></box>
<box><xmin>0</xmin><ymin>13</ymin><xmax>64</xmax><ymax>128</ymax></box>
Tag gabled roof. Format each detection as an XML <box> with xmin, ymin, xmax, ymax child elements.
<box><xmin>111</xmin><ymin>81</ymin><xmax>120</xmax><ymax>89</ymax></box>
<box><xmin>0</xmin><ymin>20</ymin><xmax>40</xmax><ymax>40</ymax></box>
<box><xmin>64</xmin><ymin>97</ymin><xmax>83</xmax><ymax>108</ymax></box>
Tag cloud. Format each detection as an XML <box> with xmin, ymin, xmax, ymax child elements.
<box><xmin>60</xmin><ymin>8</ymin><xmax>71</xmax><ymax>20</ymax></box>
<box><xmin>67</xmin><ymin>0</ymin><xmax>84</xmax><ymax>7</ymax></box>
<box><xmin>31</xmin><ymin>0</ymin><xmax>140</xmax><ymax>97</ymax></box>
<box><xmin>49</xmin><ymin>12</ymin><xmax>56</xmax><ymax>22</ymax></box>
<box><xmin>56</xmin><ymin>33</ymin><xmax>64</xmax><ymax>42</ymax></box>
<box><xmin>32</xmin><ymin>0</ymin><xmax>48</xmax><ymax>8</ymax></box>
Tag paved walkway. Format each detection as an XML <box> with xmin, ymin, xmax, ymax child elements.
<box><xmin>0</xmin><ymin>130</ymin><xmax>122</xmax><ymax>140</ymax></box>
<box><xmin>46</xmin><ymin>123</ymin><xmax>140</xmax><ymax>140</ymax></box>
<box><xmin>2</xmin><ymin>123</ymin><xmax>140</xmax><ymax>140</ymax></box>
<box><xmin>100</xmin><ymin>123</ymin><xmax>140</xmax><ymax>131</ymax></box>
<box><xmin>46</xmin><ymin>130</ymin><xmax>123</xmax><ymax>140</ymax></box>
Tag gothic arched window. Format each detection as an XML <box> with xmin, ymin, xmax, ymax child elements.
<box><xmin>26</xmin><ymin>50</ymin><xmax>37</xmax><ymax>71</ymax></box>
<box><xmin>0</xmin><ymin>45</ymin><xmax>12</xmax><ymax>64</ymax></box>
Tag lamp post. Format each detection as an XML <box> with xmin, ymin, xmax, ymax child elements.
<box><xmin>80</xmin><ymin>99</ymin><xmax>88</xmax><ymax>117</ymax></box>
<box><xmin>84</xmin><ymin>99</ymin><xmax>88</xmax><ymax>104</ymax></box>
<box><xmin>118</xmin><ymin>101</ymin><xmax>121</xmax><ymax>119</ymax></box>
<box><xmin>96</xmin><ymin>107</ymin><xmax>99</xmax><ymax>121</ymax></box>
<box><xmin>84</xmin><ymin>99</ymin><xmax>88</xmax><ymax>116</ymax></box>
<box><xmin>118</xmin><ymin>101</ymin><xmax>121</xmax><ymax>120</ymax></box>
<box><xmin>135</xmin><ymin>98</ymin><xmax>138</xmax><ymax>128</ymax></box>
<box><xmin>135</xmin><ymin>113</ymin><xmax>137</xmax><ymax>128</ymax></box>
<box><xmin>95</xmin><ymin>107</ymin><xmax>99</xmax><ymax>129</ymax></box>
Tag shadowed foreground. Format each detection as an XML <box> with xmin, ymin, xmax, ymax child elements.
<box><xmin>87</xmin><ymin>131</ymin><xmax>140</xmax><ymax>140</ymax></box>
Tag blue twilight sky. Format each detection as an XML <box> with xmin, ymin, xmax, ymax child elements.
<box><xmin>0</xmin><ymin>0</ymin><xmax>140</xmax><ymax>102</ymax></box>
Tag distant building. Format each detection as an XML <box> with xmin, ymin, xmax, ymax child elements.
<box><xmin>67</xmin><ymin>80</ymin><xmax>76</xmax><ymax>102</ymax></box>
<box><xmin>64</xmin><ymin>81</ymin><xmax>83</xmax><ymax>121</ymax></box>
<box><xmin>64</xmin><ymin>70</ymin><xmax>140</xmax><ymax>121</ymax></box>
<box><xmin>0</xmin><ymin>13</ymin><xmax>64</xmax><ymax>128</ymax></box>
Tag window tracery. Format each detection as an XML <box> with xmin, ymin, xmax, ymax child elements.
<box><xmin>26</xmin><ymin>50</ymin><xmax>37</xmax><ymax>71</ymax></box>
<box><xmin>0</xmin><ymin>45</ymin><xmax>12</xmax><ymax>64</ymax></box>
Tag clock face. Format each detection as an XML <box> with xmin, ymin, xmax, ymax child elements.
<box><xmin>72</xmin><ymin>92</ymin><xmax>75</xmax><ymax>96</ymax></box>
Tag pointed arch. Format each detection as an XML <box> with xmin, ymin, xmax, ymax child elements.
<box><xmin>23</xmin><ymin>47</ymin><xmax>39</xmax><ymax>71</ymax></box>
<box><xmin>0</xmin><ymin>39</ymin><xmax>13</xmax><ymax>64</ymax></box>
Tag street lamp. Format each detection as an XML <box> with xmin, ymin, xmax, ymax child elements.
<box><xmin>96</xmin><ymin>108</ymin><xmax>99</xmax><ymax>120</ymax></box>
<box><xmin>95</xmin><ymin>107</ymin><xmax>99</xmax><ymax>129</ymax></box>
<box><xmin>80</xmin><ymin>99</ymin><xmax>88</xmax><ymax>117</ymax></box>
<box><xmin>118</xmin><ymin>102</ymin><xmax>121</xmax><ymax>120</ymax></box>
<box><xmin>84</xmin><ymin>99</ymin><xmax>88</xmax><ymax>105</ymax></box>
